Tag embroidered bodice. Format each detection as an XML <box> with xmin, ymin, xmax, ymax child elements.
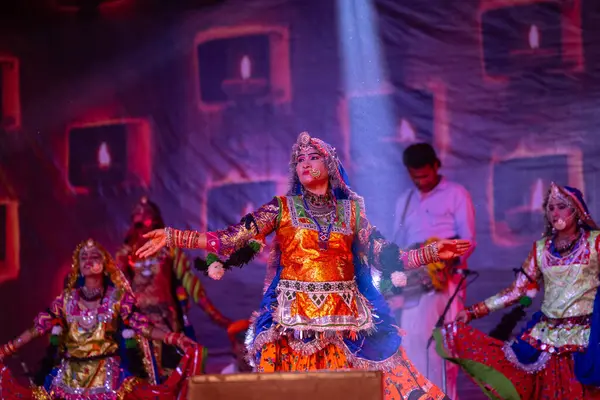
<box><xmin>277</xmin><ymin>196</ymin><xmax>356</xmax><ymax>282</ymax></box>
<box><xmin>34</xmin><ymin>286</ymin><xmax>151</xmax><ymax>347</ymax></box>
<box><xmin>539</xmin><ymin>232</ymin><xmax>600</xmax><ymax>318</ymax></box>
<box><xmin>206</xmin><ymin>195</ymin><xmax>401</xmax><ymax>334</ymax></box>
<box><xmin>32</xmin><ymin>286</ymin><xmax>151</xmax><ymax>398</ymax></box>
<box><xmin>482</xmin><ymin>230</ymin><xmax>600</xmax><ymax>353</ymax></box>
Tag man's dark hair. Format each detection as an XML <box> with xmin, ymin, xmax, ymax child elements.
<box><xmin>402</xmin><ymin>143</ymin><xmax>441</xmax><ymax>169</ymax></box>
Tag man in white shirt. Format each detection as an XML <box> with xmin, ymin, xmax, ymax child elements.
<box><xmin>390</xmin><ymin>143</ymin><xmax>476</xmax><ymax>400</ymax></box>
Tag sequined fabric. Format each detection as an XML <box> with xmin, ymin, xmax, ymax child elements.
<box><xmin>269</xmin><ymin>197</ymin><xmax>376</xmax><ymax>333</ymax></box>
<box><xmin>1</xmin><ymin>284</ymin><xmax>204</xmax><ymax>400</ymax></box>
<box><xmin>62</xmin><ymin>288</ymin><xmax>123</xmax><ymax>359</ymax></box>
<box><xmin>213</xmin><ymin>197</ymin><xmax>280</xmax><ymax>256</ymax></box>
<box><xmin>274</xmin><ymin>279</ymin><xmax>373</xmax><ymax>332</ymax></box>
<box><xmin>277</xmin><ymin>196</ymin><xmax>356</xmax><ymax>282</ymax></box>
<box><xmin>481</xmin><ymin>232</ymin><xmax>600</xmax><ymax>352</ymax></box>
<box><xmin>0</xmin><ymin>347</ymin><xmax>205</xmax><ymax>400</ymax></box>
<box><xmin>483</xmin><ymin>249</ymin><xmax>540</xmax><ymax>313</ymax></box>
<box><xmin>539</xmin><ymin>231</ymin><xmax>599</xmax><ymax>319</ymax></box>
<box><xmin>523</xmin><ymin>314</ymin><xmax>591</xmax><ymax>354</ymax></box>
<box><xmin>209</xmin><ymin>195</ymin><xmax>419</xmax><ymax>346</ymax></box>
<box><xmin>50</xmin><ymin>357</ymin><xmax>120</xmax><ymax>399</ymax></box>
<box><xmin>258</xmin><ymin>338</ymin><xmax>448</xmax><ymax>400</ymax></box>
<box><xmin>31</xmin><ymin>287</ymin><xmax>151</xmax><ymax>399</ymax></box>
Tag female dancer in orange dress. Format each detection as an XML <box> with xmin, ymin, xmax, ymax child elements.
<box><xmin>137</xmin><ymin>132</ymin><xmax>472</xmax><ymax>400</ymax></box>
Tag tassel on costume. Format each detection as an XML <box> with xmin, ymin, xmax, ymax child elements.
<box><xmin>489</xmin><ymin>305</ymin><xmax>527</xmax><ymax>342</ymax></box>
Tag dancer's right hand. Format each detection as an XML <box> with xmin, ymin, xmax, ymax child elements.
<box><xmin>455</xmin><ymin>310</ymin><xmax>470</xmax><ymax>324</ymax></box>
<box><xmin>135</xmin><ymin>229</ymin><xmax>166</xmax><ymax>259</ymax></box>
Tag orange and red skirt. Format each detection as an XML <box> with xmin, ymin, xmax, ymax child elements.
<box><xmin>257</xmin><ymin>337</ymin><xmax>448</xmax><ymax>400</ymax></box>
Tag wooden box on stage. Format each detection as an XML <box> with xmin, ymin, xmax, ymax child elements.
<box><xmin>187</xmin><ymin>370</ymin><xmax>383</xmax><ymax>400</ymax></box>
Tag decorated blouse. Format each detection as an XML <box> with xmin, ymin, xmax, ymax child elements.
<box><xmin>480</xmin><ymin>230</ymin><xmax>600</xmax><ymax>354</ymax></box>
<box><xmin>177</xmin><ymin>195</ymin><xmax>431</xmax><ymax>336</ymax></box>
<box><xmin>32</xmin><ymin>286</ymin><xmax>151</xmax><ymax>399</ymax></box>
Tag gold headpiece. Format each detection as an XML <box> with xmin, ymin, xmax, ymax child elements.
<box><xmin>547</xmin><ymin>182</ymin><xmax>572</xmax><ymax>207</ymax></box>
<box><xmin>291</xmin><ymin>131</ymin><xmax>320</xmax><ymax>162</ymax></box>
<box><xmin>299</xmin><ymin>131</ymin><xmax>310</xmax><ymax>145</ymax></box>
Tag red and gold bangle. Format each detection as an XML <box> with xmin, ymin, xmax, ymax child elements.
<box><xmin>167</xmin><ymin>228</ymin><xmax>203</xmax><ymax>249</ymax></box>
<box><xmin>467</xmin><ymin>302</ymin><xmax>490</xmax><ymax>320</ymax></box>
<box><xmin>186</xmin><ymin>231</ymin><xmax>199</xmax><ymax>249</ymax></box>
<box><xmin>464</xmin><ymin>309</ymin><xmax>475</xmax><ymax>323</ymax></box>
<box><xmin>165</xmin><ymin>227</ymin><xmax>174</xmax><ymax>248</ymax></box>
<box><xmin>174</xmin><ymin>229</ymin><xmax>186</xmax><ymax>248</ymax></box>
<box><xmin>173</xmin><ymin>229</ymin><xmax>183</xmax><ymax>248</ymax></box>
<box><xmin>407</xmin><ymin>249</ymin><xmax>420</xmax><ymax>269</ymax></box>
<box><xmin>416</xmin><ymin>248</ymin><xmax>424</xmax><ymax>265</ymax></box>
<box><xmin>431</xmin><ymin>243</ymin><xmax>440</xmax><ymax>262</ymax></box>
<box><xmin>405</xmin><ymin>244</ymin><xmax>439</xmax><ymax>270</ymax></box>
<box><xmin>164</xmin><ymin>332</ymin><xmax>179</xmax><ymax>346</ymax></box>
<box><xmin>420</xmin><ymin>243</ymin><xmax>440</xmax><ymax>265</ymax></box>
<box><xmin>423</xmin><ymin>245</ymin><xmax>432</xmax><ymax>264</ymax></box>
<box><xmin>1</xmin><ymin>341</ymin><xmax>15</xmax><ymax>357</ymax></box>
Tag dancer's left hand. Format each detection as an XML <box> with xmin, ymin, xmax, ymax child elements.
<box><xmin>436</xmin><ymin>239</ymin><xmax>471</xmax><ymax>260</ymax></box>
